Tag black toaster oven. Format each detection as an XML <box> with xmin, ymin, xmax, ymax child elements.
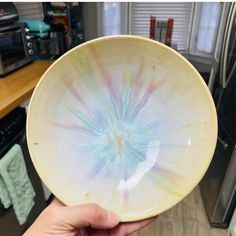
<box><xmin>0</xmin><ymin>23</ymin><xmax>32</xmax><ymax>76</ymax></box>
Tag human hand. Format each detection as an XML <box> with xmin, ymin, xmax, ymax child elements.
<box><xmin>24</xmin><ymin>198</ymin><xmax>157</xmax><ymax>236</ymax></box>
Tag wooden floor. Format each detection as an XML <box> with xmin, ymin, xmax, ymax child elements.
<box><xmin>132</xmin><ymin>186</ymin><xmax>229</xmax><ymax>236</ymax></box>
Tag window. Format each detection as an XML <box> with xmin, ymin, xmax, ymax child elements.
<box><xmin>128</xmin><ymin>2</ymin><xmax>193</xmax><ymax>51</ymax></box>
<box><xmin>101</xmin><ymin>2</ymin><xmax>224</xmax><ymax>59</ymax></box>
<box><xmin>195</xmin><ymin>3</ymin><xmax>222</xmax><ymax>54</ymax></box>
<box><xmin>103</xmin><ymin>2</ymin><xmax>121</xmax><ymax>36</ymax></box>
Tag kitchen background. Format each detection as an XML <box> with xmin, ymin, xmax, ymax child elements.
<box><xmin>0</xmin><ymin>2</ymin><xmax>235</xmax><ymax>236</ymax></box>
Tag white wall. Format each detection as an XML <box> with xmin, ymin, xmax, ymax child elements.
<box><xmin>14</xmin><ymin>2</ymin><xmax>44</xmax><ymax>20</ymax></box>
<box><xmin>82</xmin><ymin>3</ymin><xmax>98</xmax><ymax>41</ymax></box>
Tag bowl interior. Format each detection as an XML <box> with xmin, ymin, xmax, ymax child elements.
<box><xmin>27</xmin><ymin>36</ymin><xmax>217</xmax><ymax>221</ymax></box>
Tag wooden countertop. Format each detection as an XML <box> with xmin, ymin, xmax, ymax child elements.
<box><xmin>0</xmin><ymin>60</ymin><xmax>54</xmax><ymax>118</ymax></box>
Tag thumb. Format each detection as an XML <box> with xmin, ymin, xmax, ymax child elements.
<box><xmin>57</xmin><ymin>203</ymin><xmax>120</xmax><ymax>229</ymax></box>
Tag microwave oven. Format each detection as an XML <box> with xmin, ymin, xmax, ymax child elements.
<box><xmin>0</xmin><ymin>23</ymin><xmax>32</xmax><ymax>76</ymax></box>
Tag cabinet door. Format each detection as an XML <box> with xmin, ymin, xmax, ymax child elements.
<box><xmin>0</xmin><ymin>131</ymin><xmax>47</xmax><ymax>235</ymax></box>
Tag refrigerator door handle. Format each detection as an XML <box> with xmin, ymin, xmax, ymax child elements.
<box><xmin>221</xmin><ymin>3</ymin><xmax>236</xmax><ymax>88</ymax></box>
<box><xmin>225</xmin><ymin>59</ymin><xmax>236</xmax><ymax>88</ymax></box>
<box><xmin>220</xmin><ymin>3</ymin><xmax>232</xmax><ymax>86</ymax></box>
<box><xmin>218</xmin><ymin>136</ymin><xmax>229</xmax><ymax>150</ymax></box>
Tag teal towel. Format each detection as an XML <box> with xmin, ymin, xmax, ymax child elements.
<box><xmin>0</xmin><ymin>174</ymin><xmax>12</xmax><ymax>208</ymax></box>
<box><xmin>0</xmin><ymin>144</ymin><xmax>36</xmax><ymax>225</ymax></box>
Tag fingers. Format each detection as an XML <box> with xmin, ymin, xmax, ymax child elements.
<box><xmin>109</xmin><ymin>216</ymin><xmax>158</xmax><ymax>236</ymax></box>
<box><xmin>47</xmin><ymin>198</ymin><xmax>157</xmax><ymax>236</ymax></box>
<box><xmin>58</xmin><ymin>203</ymin><xmax>120</xmax><ymax>230</ymax></box>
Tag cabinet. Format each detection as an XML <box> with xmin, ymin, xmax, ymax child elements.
<box><xmin>43</xmin><ymin>2</ymin><xmax>84</xmax><ymax>49</ymax></box>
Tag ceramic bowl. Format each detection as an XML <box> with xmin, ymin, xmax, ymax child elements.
<box><xmin>27</xmin><ymin>35</ymin><xmax>217</xmax><ymax>222</ymax></box>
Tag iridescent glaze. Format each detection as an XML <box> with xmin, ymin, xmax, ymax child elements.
<box><xmin>27</xmin><ymin>36</ymin><xmax>217</xmax><ymax>221</ymax></box>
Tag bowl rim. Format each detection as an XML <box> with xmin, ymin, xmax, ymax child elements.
<box><xmin>26</xmin><ymin>35</ymin><xmax>218</xmax><ymax>222</ymax></box>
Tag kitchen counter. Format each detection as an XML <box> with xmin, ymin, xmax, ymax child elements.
<box><xmin>0</xmin><ymin>60</ymin><xmax>54</xmax><ymax>118</ymax></box>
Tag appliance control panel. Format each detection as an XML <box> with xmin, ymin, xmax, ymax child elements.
<box><xmin>25</xmin><ymin>27</ymin><xmax>33</xmax><ymax>55</ymax></box>
<box><xmin>0</xmin><ymin>107</ymin><xmax>26</xmax><ymax>158</ymax></box>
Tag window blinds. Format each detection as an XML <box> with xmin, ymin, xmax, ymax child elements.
<box><xmin>14</xmin><ymin>2</ymin><xmax>44</xmax><ymax>20</ymax></box>
<box><xmin>129</xmin><ymin>2</ymin><xmax>194</xmax><ymax>50</ymax></box>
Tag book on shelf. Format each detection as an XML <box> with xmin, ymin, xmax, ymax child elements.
<box><xmin>160</xmin><ymin>20</ymin><xmax>167</xmax><ymax>44</ymax></box>
<box><xmin>155</xmin><ymin>20</ymin><xmax>161</xmax><ymax>42</ymax></box>
<box><xmin>166</xmin><ymin>18</ymin><xmax>174</xmax><ymax>46</ymax></box>
<box><xmin>149</xmin><ymin>16</ymin><xmax>174</xmax><ymax>47</ymax></box>
<box><xmin>149</xmin><ymin>16</ymin><xmax>156</xmax><ymax>39</ymax></box>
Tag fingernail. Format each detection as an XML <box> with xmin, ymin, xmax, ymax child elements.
<box><xmin>107</xmin><ymin>210</ymin><xmax>120</xmax><ymax>226</ymax></box>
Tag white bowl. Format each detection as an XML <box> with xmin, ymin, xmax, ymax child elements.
<box><xmin>27</xmin><ymin>35</ymin><xmax>217</xmax><ymax>222</ymax></box>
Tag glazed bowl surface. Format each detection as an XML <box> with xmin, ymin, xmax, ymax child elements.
<box><xmin>27</xmin><ymin>35</ymin><xmax>217</xmax><ymax>221</ymax></box>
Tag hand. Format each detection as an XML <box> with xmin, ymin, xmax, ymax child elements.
<box><xmin>24</xmin><ymin>198</ymin><xmax>157</xmax><ymax>236</ymax></box>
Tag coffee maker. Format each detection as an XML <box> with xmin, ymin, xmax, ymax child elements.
<box><xmin>48</xmin><ymin>23</ymin><xmax>67</xmax><ymax>56</ymax></box>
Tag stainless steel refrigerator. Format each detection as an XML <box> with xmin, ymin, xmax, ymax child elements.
<box><xmin>200</xmin><ymin>2</ymin><xmax>236</xmax><ymax>228</ymax></box>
